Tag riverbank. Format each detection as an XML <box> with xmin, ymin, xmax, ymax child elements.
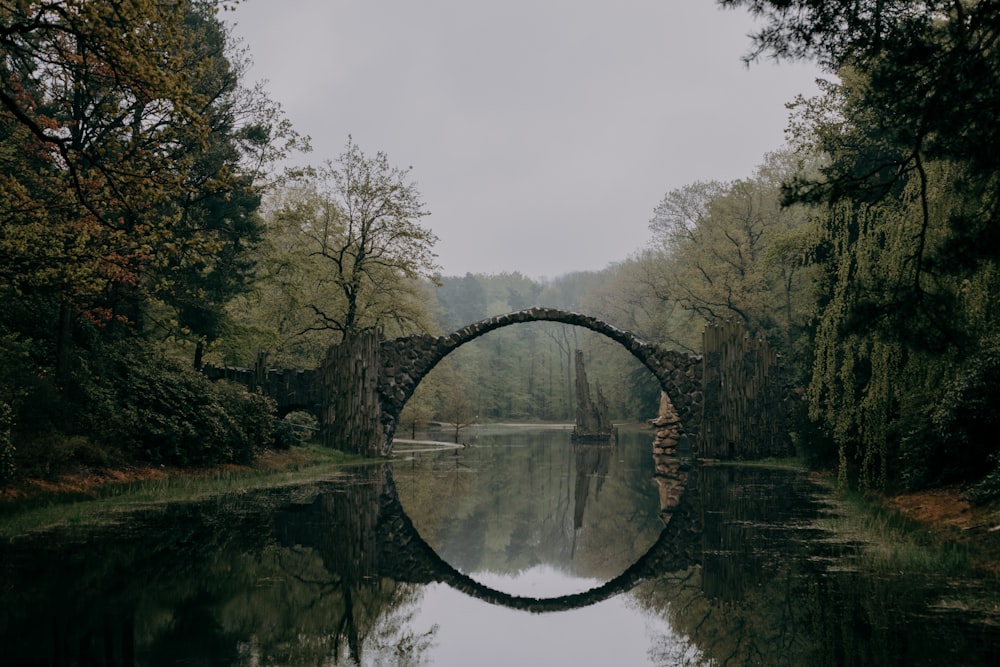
<box><xmin>881</xmin><ymin>485</ymin><xmax>1000</xmax><ymax>576</ymax></box>
<box><xmin>0</xmin><ymin>445</ymin><xmax>368</xmax><ymax>537</ymax></box>
<box><xmin>0</xmin><ymin>445</ymin><xmax>353</xmax><ymax>500</ymax></box>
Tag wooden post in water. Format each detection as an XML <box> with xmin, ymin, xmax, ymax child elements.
<box><xmin>321</xmin><ymin>330</ymin><xmax>383</xmax><ymax>457</ymax></box>
<box><xmin>699</xmin><ymin>321</ymin><xmax>792</xmax><ymax>460</ymax></box>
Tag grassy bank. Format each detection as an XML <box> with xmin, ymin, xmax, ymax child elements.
<box><xmin>0</xmin><ymin>445</ymin><xmax>368</xmax><ymax>538</ymax></box>
<box><xmin>700</xmin><ymin>457</ymin><xmax>1000</xmax><ymax>580</ymax></box>
<box><xmin>811</xmin><ymin>478</ymin><xmax>1000</xmax><ymax>580</ymax></box>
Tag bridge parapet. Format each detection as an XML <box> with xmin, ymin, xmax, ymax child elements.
<box><xmin>202</xmin><ymin>364</ymin><xmax>321</xmax><ymax>417</ymax></box>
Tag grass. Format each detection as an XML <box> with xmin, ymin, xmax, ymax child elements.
<box><xmin>812</xmin><ymin>484</ymin><xmax>983</xmax><ymax>579</ymax></box>
<box><xmin>0</xmin><ymin>444</ymin><xmax>370</xmax><ymax>538</ymax></box>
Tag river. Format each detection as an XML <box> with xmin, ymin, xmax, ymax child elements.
<box><xmin>1</xmin><ymin>425</ymin><xmax>998</xmax><ymax>665</ymax></box>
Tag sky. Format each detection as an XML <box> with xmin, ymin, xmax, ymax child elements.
<box><xmin>226</xmin><ymin>0</ymin><xmax>823</xmax><ymax>280</ymax></box>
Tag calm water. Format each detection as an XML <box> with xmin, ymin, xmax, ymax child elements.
<box><xmin>2</xmin><ymin>425</ymin><xmax>999</xmax><ymax>666</ymax></box>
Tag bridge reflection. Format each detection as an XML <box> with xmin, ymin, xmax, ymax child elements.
<box><xmin>275</xmin><ymin>459</ymin><xmax>700</xmax><ymax>614</ymax></box>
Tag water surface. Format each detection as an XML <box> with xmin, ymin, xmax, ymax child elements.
<box><xmin>2</xmin><ymin>425</ymin><xmax>998</xmax><ymax>665</ymax></box>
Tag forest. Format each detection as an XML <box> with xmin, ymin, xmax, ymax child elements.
<box><xmin>1</xmin><ymin>0</ymin><xmax>998</xmax><ymax>502</ymax></box>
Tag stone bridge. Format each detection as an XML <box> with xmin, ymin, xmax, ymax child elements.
<box><xmin>205</xmin><ymin>307</ymin><xmax>705</xmax><ymax>457</ymax></box>
<box><xmin>375</xmin><ymin>308</ymin><xmax>703</xmax><ymax>453</ymax></box>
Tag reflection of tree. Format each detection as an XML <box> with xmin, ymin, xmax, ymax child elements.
<box><xmin>142</xmin><ymin>592</ymin><xmax>240</xmax><ymax>666</ymax></box>
<box><xmin>0</xmin><ymin>467</ymin><xmax>442</xmax><ymax>667</ymax></box>
<box><xmin>572</xmin><ymin>443</ymin><xmax>613</xmax><ymax>531</ymax></box>
<box><xmin>441</xmin><ymin>390</ymin><xmax>477</xmax><ymax>443</ymax></box>
<box><xmin>268</xmin><ymin>465</ymin><xmax>438</xmax><ymax>664</ymax></box>
<box><xmin>203</xmin><ymin>547</ymin><xmax>435</xmax><ymax>666</ymax></box>
<box><xmin>629</xmin><ymin>465</ymin><xmax>953</xmax><ymax>667</ymax></box>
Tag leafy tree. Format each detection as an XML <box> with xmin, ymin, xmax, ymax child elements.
<box><xmin>724</xmin><ymin>0</ymin><xmax>1000</xmax><ymax>325</ymax></box>
<box><xmin>1</xmin><ymin>2</ymin><xmax>207</xmax><ymax>321</ymax></box>
<box><xmin>594</xmin><ymin>152</ymin><xmax>815</xmax><ymax>373</ymax></box>
<box><xmin>721</xmin><ymin>0</ymin><xmax>1000</xmax><ymax>491</ymax></box>
<box><xmin>293</xmin><ymin>137</ymin><xmax>439</xmax><ymax>339</ymax></box>
<box><xmin>220</xmin><ymin>163</ymin><xmax>439</xmax><ymax>368</ymax></box>
<box><xmin>0</xmin><ymin>1</ymin><xmax>295</xmax><ymax>473</ymax></box>
<box><xmin>148</xmin><ymin>4</ymin><xmax>305</xmax><ymax>368</ymax></box>
<box><xmin>647</xmin><ymin>153</ymin><xmax>815</xmax><ymax>350</ymax></box>
<box><xmin>585</xmin><ymin>254</ymin><xmax>704</xmax><ymax>354</ymax></box>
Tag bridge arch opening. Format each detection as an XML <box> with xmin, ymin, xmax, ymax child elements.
<box><xmin>378</xmin><ymin>308</ymin><xmax>702</xmax><ymax>453</ymax></box>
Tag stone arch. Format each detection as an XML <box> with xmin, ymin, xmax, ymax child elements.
<box><xmin>378</xmin><ymin>307</ymin><xmax>702</xmax><ymax>453</ymax></box>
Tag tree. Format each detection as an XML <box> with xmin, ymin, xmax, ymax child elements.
<box><xmin>723</xmin><ymin>0</ymin><xmax>1000</xmax><ymax>309</ymax></box>
<box><xmin>0</xmin><ymin>1</ymin><xmax>298</xmax><ymax>473</ymax></box>
<box><xmin>0</xmin><ymin>0</ymin><xmax>302</xmax><ymax>356</ymax></box>
<box><xmin>145</xmin><ymin>4</ymin><xmax>305</xmax><ymax>367</ymax></box>
<box><xmin>720</xmin><ymin>0</ymin><xmax>1000</xmax><ymax>492</ymax></box>
<box><xmin>643</xmin><ymin>152</ymin><xmax>816</xmax><ymax>352</ymax></box>
<box><xmin>292</xmin><ymin>138</ymin><xmax>439</xmax><ymax>339</ymax></box>
<box><xmin>1</xmin><ymin>2</ymin><xmax>205</xmax><ymax>317</ymax></box>
<box><xmin>218</xmin><ymin>187</ymin><xmax>331</xmax><ymax>367</ymax></box>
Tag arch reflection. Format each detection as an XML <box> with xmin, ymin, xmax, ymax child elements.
<box><xmin>275</xmin><ymin>452</ymin><xmax>696</xmax><ymax>615</ymax></box>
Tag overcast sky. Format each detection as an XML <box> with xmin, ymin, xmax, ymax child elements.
<box><xmin>227</xmin><ymin>1</ymin><xmax>822</xmax><ymax>280</ymax></box>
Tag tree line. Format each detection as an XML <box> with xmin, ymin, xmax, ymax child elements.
<box><xmin>2</xmin><ymin>1</ymin><xmax>997</xmax><ymax>501</ymax></box>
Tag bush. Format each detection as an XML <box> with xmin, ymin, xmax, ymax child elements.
<box><xmin>285</xmin><ymin>410</ymin><xmax>319</xmax><ymax>444</ymax></box>
<box><xmin>927</xmin><ymin>340</ymin><xmax>1000</xmax><ymax>486</ymax></box>
<box><xmin>0</xmin><ymin>401</ymin><xmax>15</xmax><ymax>485</ymax></box>
<box><xmin>77</xmin><ymin>345</ymin><xmax>277</xmax><ymax>467</ymax></box>
<box><xmin>212</xmin><ymin>381</ymin><xmax>276</xmax><ymax>463</ymax></box>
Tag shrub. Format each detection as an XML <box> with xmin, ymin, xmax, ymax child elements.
<box><xmin>0</xmin><ymin>401</ymin><xmax>14</xmax><ymax>485</ymax></box>
<box><xmin>77</xmin><ymin>345</ymin><xmax>277</xmax><ymax>467</ymax></box>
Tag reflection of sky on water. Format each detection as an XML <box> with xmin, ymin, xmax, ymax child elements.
<box><xmin>473</xmin><ymin>563</ymin><xmax>601</xmax><ymax>596</ymax></box>
<box><xmin>407</xmin><ymin>567</ymin><xmax>704</xmax><ymax>667</ymax></box>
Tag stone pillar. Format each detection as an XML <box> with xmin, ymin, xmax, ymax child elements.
<box><xmin>321</xmin><ymin>330</ymin><xmax>383</xmax><ymax>457</ymax></box>
<box><xmin>651</xmin><ymin>391</ymin><xmax>687</xmax><ymax>526</ymax></box>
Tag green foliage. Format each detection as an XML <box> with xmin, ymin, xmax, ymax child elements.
<box><xmin>717</xmin><ymin>2</ymin><xmax>1000</xmax><ymax>490</ymax></box>
<box><xmin>290</xmin><ymin>137</ymin><xmax>439</xmax><ymax>338</ymax></box>
<box><xmin>218</xmin><ymin>141</ymin><xmax>439</xmax><ymax>367</ymax></box>
<box><xmin>604</xmin><ymin>151</ymin><xmax>818</xmax><ymax>372</ymax></box>
<box><xmin>968</xmin><ymin>455</ymin><xmax>1000</xmax><ymax>504</ymax></box>
<box><xmin>0</xmin><ymin>1</ymin><xmax>299</xmax><ymax>334</ymax></box>
<box><xmin>76</xmin><ymin>346</ymin><xmax>276</xmax><ymax>466</ymax></box>
<box><xmin>4</xmin><ymin>336</ymin><xmax>275</xmax><ymax>473</ymax></box>
<box><xmin>0</xmin><ymin>2</ymin><xmax>304</xmax><ymax>478</ymax></box>
<box><xmin>0</xmin><ymin>400</ymin><xmax>14</xmax><ymax>485</ymax></box>
<box><xmin>929</xmin><ymin>337</ymin><xmax>1000</xmax><ymax>482</ymax></box>
<box><xmin>275</xmin><ymin>410</ymin><xmax>319</xmax><ymax>448</ymax></box>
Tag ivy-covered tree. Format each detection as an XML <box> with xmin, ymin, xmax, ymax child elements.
<box><xmin>720</xmin><ymin>0</ymin><xmax>1000</xmax><ymax>492</ymax></box>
